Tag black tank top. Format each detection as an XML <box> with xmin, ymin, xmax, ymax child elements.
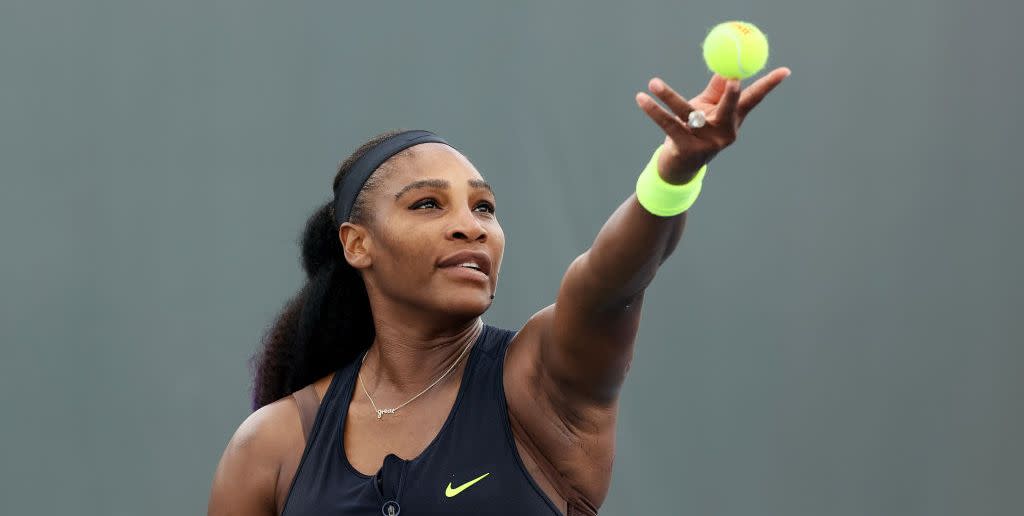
<box><xmin>280</xmin><ymin>323</ymin><xmax>571</xmax><ymax>515</ymax></box>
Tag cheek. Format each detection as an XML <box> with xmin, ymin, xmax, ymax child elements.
<box><xmin>487</xmin><ymin>219</ymin><xmax>505</xmax><ymax>242</ymax></box>
<box><xmin>489</xmin><ymin>227</ymin><xmax>506</xmax><ymax>273</ymax></box>
<box><xmin>374</xmin><ymin>224</ymin><xmax>429</xmax><ymax>273</ymax></box>
<box><xmin>386</xmin><ymin>243</ymin><xmax>424</xmax><ymax>273</ymax></box>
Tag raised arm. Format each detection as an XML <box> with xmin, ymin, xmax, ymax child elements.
<box><xmin>535</xmin><ymin>68</ymin><xmax>791</xmax><ymax>410</ymax></box>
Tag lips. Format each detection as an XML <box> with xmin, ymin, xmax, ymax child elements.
<box><xmin>437</xmin><ymin>250</ymin><xmax>492</xmax><ymax>277</ymax></box>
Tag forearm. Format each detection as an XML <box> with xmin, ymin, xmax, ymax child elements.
<box><xmin>572</xmin><ymin>67</ymin><xmax>788</xmax><ymax>312</ymax></box>
<box><xmin>576</xmin><ymin>193</ymin><xmax>688</xmax><ymax>312</ymax></box>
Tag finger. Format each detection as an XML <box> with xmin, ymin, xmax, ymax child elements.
<box><xmin>648</xmin><ymin>77</ymin><xmax>697</xmax><ymax>120</ymax></box>
<box><xmin>737</xmin><ymin>67</ymin><xmax>791</xmax><ymax>118</ymax></box>
<box><xmin>714</xmin><ymin>79</ymin><xmax>742</xmax><ymax>126</ymax></box>
<box><xmin>692</xmin><ymin>73</ymin><xmax>727</xmax><ymax>104</ymax></box>
<box><xmin>635</xmin><ymin>91</ymin><xmax>691</xmax><ymax>140</ymax></box>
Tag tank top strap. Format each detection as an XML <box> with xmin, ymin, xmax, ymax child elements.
<box><xmin>290</xmin><ymin>384</ymin><xmax>320</xmax><ymax>444</ymax></box>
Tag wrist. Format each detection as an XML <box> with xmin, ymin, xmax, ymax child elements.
<box><xmin>635</xmin><ymin>145</ymin><xmax>707</xmax><ymax>217</ymax></box>
<box><xmin>657</xmin><ymin>145</ymin><xmax>710</xmax><ymax>185</ymax></box>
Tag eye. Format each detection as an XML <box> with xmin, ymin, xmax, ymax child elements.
<box><xmin>410</xmin><ymin>198</ymin><xmax>495</xmax><ymax>214</ymax></box>
<box><xmin>410</xmin><ymin>198</ymin><xmax>440</xmax><ymax>210</ymax></box>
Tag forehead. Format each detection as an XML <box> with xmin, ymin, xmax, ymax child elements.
<box><xmin>384</xmin><ymin>143</ymin><xmax>482</xmax><ymax>185</ymax></box>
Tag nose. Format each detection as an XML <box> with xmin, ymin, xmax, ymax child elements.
<box><xmin>445</xmin><ymin>204</ymin><xmax>487</xmax><ymax>243</ymax></box>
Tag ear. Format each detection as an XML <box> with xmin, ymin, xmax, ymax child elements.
<box><xmin>339</xmin><ymin>222</ymin><xmax>372</xmax><ymax>270</ymax></box>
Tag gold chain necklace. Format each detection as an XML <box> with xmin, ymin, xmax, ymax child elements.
<box><xmin>357</xmin><ymin>338</ymin><xmax>475</xmax><ymax>419</ymax></box>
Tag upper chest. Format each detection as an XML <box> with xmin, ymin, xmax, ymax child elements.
<box><xmin>275</xmin><ymin>332</ymin><xmax>615</xmax><ymax>514</ymax></box>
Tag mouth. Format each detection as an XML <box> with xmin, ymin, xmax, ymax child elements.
<box><xmin>437</xmin><ymin>250</ymin><xmax>492</xmax><ymax>278</ymax></box>
<box><xmin>439</xmin><ymin>264</ymin><xmax>490</xmax><ymax>281</ymax></box>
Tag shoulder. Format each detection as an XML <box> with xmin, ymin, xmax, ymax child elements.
<box><xmin>236</xmin><ymin>396</ymin><xmax>304</xmax><ymax>461</ymax></box>
<box><xmin>231</xmin><ymin>374</ymin><xmax>333</xmax><ymax>456</ymax></box>
<box><xmin>208</xmin><ymin>396</ymin><xmax>303</xmax><ymax>515</ymax></box>
<box><xmin>504</xmin><ymin>304</ymin><xmax>554</xmax><ymax>360</ymax></box>
<box><xmin>224</xmin><ymin>394</ymin><xmax>308</xmax><ymax>482</ymax></box>
<box><xmin>208</xmin><ymin>376</ymin><xmax>333</xmax><ymax>516</ymax></box>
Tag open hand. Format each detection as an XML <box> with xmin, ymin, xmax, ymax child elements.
<box><xmin>635</xmin><ymin>67</ymin><xmax>791</xmax><ymax>184</ymax></box>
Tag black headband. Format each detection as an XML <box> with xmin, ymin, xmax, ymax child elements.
<box><xmin>333</xmin><ymin>129</ymin><xmax>452</xmax><ymax>225</ymax></box>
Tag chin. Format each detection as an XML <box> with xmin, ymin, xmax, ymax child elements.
<box><xmin>436</xmin><ymin>292</ymin><xmax>492</xmax><ymax>317</ymax></box>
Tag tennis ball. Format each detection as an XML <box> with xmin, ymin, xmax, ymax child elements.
<box><xmin>701</xmin><ymin>21</ymin><xmax>769</xmax><ymax>80</ymax></box>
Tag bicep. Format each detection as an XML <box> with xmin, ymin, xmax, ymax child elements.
<box><xmin>207</xmin><ymin>409</ymin><xmax>285</xmax><ymax>516</ymax></box>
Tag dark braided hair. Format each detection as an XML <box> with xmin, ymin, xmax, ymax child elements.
<box><xmin>248</xmin><ymin>129</ymin><xmax>412</xmax><ymax>410</ymax></box>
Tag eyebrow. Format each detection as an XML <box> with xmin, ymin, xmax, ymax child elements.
<box><xmin>393</xmin><ymin>178</ymin><xmax>494</xmax><ymax>200</ymax></box>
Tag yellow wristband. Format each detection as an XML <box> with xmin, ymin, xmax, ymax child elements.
<box><xmin>635</xmin><ymin>145</ymin><xmax>707</xmax><ymax>217</ymax></box>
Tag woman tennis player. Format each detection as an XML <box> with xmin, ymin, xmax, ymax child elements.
<box><xmin>208</xmin><ymin>68</ymin><xmax>790</xmax><ymax>515</ymax></box>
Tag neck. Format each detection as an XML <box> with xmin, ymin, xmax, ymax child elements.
<box><xmin>361</xmin><ymin>314</ymin><xmax>483</xmax><ymax>398</ymax></box>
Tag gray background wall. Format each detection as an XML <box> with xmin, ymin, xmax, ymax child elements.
<box><xmin>2</xmin><ymin>1</ymin><xmax>1021</xmax><ymax>514</ymax></box>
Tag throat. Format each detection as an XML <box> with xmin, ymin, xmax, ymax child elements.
<box><xmin>357</xmin><ymin>321</ymin><xmax>482</xmax><ymax>403</ymax></box>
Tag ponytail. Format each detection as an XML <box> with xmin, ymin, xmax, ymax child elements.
<box><xmin>249</xmin><ymin>129</ymin><xmax>408</xmax><ymax>410</ymax></box>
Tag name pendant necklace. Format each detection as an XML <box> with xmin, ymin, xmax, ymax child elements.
<box><xmin>358</xmin><ymin>338</ymin><xmax>475</xmax><ymax>420</ymax></box>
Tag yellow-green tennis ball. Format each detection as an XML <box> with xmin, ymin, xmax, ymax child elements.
<box><xmin>701</xmin><ymin>21</ymin><xmax>769</xmax><ymax>79</ymax></box>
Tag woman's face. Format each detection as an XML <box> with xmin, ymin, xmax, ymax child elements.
<box><xmin>341</xmin><ymin>143</ymin><xmax>505</xmax><ymax>319</ymax></box>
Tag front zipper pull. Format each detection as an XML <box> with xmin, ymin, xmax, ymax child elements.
<box><xmin>381</xmin><ymin>500</ymin><xmax>400</xmax><ymax>516</ymax></box>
